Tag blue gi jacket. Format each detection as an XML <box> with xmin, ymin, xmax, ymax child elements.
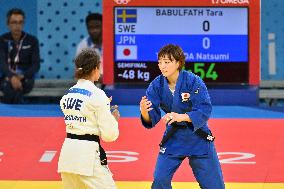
<box><xmin>141</xmin><ymin>70</ymin><xmax>212</xmax><ymax>156</ymax></box>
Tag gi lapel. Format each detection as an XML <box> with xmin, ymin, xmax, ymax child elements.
<box><xmin>162</xmin><ymin>76</ymin><xmax>173</xmax><ymax>112</ymax></box>
<box><xmin>171</xmin><ymin>71</ymin><xmax>184</xmax><ymax>113</ymax></box>
<box><xmin>159</xmin><ymin>71</ymin><xmax>186</xmax><ymax>148</ymax></box>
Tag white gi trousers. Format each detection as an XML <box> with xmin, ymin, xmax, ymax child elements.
<box><xmin>61</xmin><ymin>169</ymin><xmax>116</xmax><ymax>189</ymax></box>
<box><xmin>58</xmin><ymin>138</ymin><xmax>116</xmax><ymax>189</ymax></box>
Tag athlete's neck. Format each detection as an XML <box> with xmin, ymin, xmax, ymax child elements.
<box><xmin>167</xmin><ymin>71</ymin><xmax>179</xmax><ymax>86</ymax></box>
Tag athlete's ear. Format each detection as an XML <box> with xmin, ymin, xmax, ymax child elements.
<box><xmin>109</xmin><ymin>96</ymin><xmax>112</xmax><ymax>102</ymax></box>
<box><xmin>176</xmin><ymin>61</ymin><xmax>181</xmax><ymax>69</ymax></box>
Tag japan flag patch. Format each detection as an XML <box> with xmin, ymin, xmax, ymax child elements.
<box><xmin>181</xmin><ymin>92</ymin><xmax>190</xmax><ymax>102</ymax></box>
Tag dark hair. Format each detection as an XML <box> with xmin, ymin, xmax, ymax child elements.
<box><xmin>85</xmin><ymin>13</ymin><xmax>102</xmax><ymax>25</ymax></box>
<box><xmin>158</xmin><ymin>44</ymin><xmax>185</xmax><ymax>71</ymax></box>
<box><xmin>7</xmin><ymin>8</ymin><xmax>25</xmax><ymax>23</ymax></box>
<box><xmin>74</xmin><ymin>48</ymin><xmax>100</xmax><ymax>79</ymax></box>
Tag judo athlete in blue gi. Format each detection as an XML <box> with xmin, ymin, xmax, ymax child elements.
<box><xmin>140</xmin><ymin>44</ymin><xmax>225</xmax><ymax>189</ymax></box>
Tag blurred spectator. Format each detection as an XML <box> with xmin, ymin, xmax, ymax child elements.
<box><xmin>75</xmin><ymin>13</ymin><xmax>104</xmax><ymax>89</ymax></box>
<box><xmin>0</xmin><ymin>8</ymin><xmax>40</xmax><ymax>104</ymax></box>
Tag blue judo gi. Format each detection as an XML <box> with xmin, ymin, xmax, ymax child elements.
<box><xmin>141</xmin><ymin>70</ymin><xmax>225</xmax><ymax>189</ymax></box>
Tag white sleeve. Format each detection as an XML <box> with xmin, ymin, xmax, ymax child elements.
<box><xmin>75</xmin><ymin>39</ymin><xmax>86</xmax><ymax>57</ymax></box>
<box><xmin>96</xmin><ymin>104</ymin><xmax>119</xmax><ymax>142</ymax></box>
<box><xmin>91</xmin><ymin>92</ymin><xmax>119</xmax><ymax>142</ymax></box>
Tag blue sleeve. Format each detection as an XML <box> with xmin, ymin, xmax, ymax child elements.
<box><xmin>141</xmin><ymin>81</ymin><xmax>161</xmax><ymax>129</ymax></box>
<box><xmin>186</xmin><ymin>76</ymin><xmax>212</xmax><ymax>131</ymax></box>
<box><xmin>23</xmin><ymin>36</ymin><xmax>40</xmax><ymax>79</ymax></box>
<box><xmin>0</xmin><ymin>37</ymin><xmax>15</xmax><ymax>78</ymax></box>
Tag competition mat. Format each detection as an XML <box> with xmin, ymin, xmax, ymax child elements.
<box><xmin>0</xmin><ymin>105</ymin><xmax>283</xmax><ymax>189</ymax></box>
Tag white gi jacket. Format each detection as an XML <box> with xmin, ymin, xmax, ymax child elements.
<box><xmin>58</xmin><ymin>79</ymin><xmax>119</xmax><ymax>176</ymax></box>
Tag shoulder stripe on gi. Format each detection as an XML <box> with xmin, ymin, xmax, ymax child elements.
<box><xmin>68</xmin><ymin>88</ymin><xmax>92</xmax><ymax>97</ymax></box>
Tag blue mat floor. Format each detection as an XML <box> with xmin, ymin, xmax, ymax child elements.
<box><xmin>0</xmin><ymin>104</ymin><xmax>283</xmax><ymax>118</ymax></box>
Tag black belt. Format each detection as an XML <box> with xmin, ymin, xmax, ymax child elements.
<box><xmin>67</xmin><ymin>133</ymin><xmax>107</xmax><ymax>165</ymax></box>
<box><xmin>159</xmin><ymin>122</ymin><xmax>215</xmax><ymax>147</ymax></box>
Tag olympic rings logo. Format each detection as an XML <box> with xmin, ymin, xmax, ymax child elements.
<box><xmin>114</xmin><ymin>0</ymin><xmax>131</xmax><ymax>4</ymax></box>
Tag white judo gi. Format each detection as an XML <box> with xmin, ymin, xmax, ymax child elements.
<box><xmin>58</xmin><ymin>79</ymin><xmax>119</xmax><ymax>189</ymax></box>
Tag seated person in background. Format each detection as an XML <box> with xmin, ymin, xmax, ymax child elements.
<box><xmin>0</xmin><ymin>8</ymin><xmax>40</xmax><ymax>104</ymax></box>
<box><xmin>75</xmin><ymin>13</ymin><xmax>104</xmax><ymax>89</ymax></box>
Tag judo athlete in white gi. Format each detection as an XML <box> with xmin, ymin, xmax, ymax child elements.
<box><xmin>58</xmin><ymin>49</ymin><xmax>120</xmax><ymax>189</ymax></box>
<box><xmin>140</xmin><ymin>44</ymin><xmax>225</xmax><ymax>189</ymax></box>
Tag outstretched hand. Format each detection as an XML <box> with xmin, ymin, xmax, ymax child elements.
<box><xmin>139</xmin><ymin>96</ymin><xmax>152</xmax><ymax>123</ymax></box>
<box><xmin>140</xmin><ymin>96</ymin><xmax>153</xmax><ymax>114</ymax></box>
<box><xmin>111</xmin><ymin>105</ymin><xmax>120</xmax><ymax>121</ymax></box>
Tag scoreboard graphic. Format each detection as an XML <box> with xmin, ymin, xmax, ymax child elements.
<box><xmin>103</xmin><ymin>0</ymin><xmax>260</xmax><ymax>85</ymax></box>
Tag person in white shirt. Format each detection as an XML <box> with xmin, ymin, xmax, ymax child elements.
<box><xmin>75</xmin><ymin>13</ymin><xmax>104</xmax><ymax>89</ymax></box>
<box><xmin>58</xmin><ymin>48</ymin><xmax>120</xmax><ymax>189</ymax></box>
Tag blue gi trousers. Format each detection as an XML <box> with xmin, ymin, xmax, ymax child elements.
<box><xmin>151</xmin><ymin>143</ymin><xmax>225</xmax><ymax>189</ymax></box>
